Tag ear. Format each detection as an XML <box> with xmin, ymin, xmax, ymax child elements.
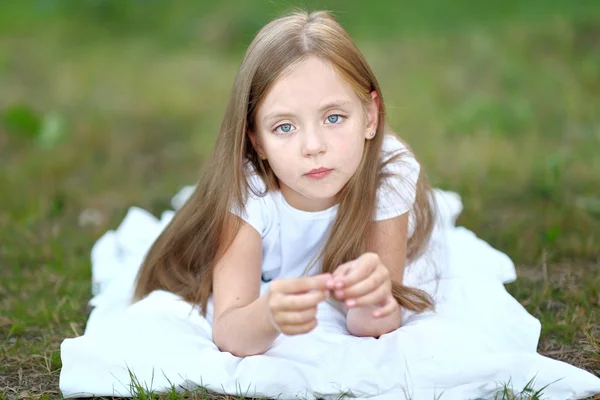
<box><xmin>247</xmin><ymin>130</ymin><xmax>266</xmax><ymax>159</ymax></box>
<box><xmin>364</xmin><ymin>90</ymin><xmax>380</xmax><ymax>140</ymax></box>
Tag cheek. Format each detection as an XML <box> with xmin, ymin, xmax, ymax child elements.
<box><xmin>336</xmin><ymin>128</ymin><xmax>366</xmax><ymax>167</ymax></box>
<box><xmin>264</xmin><ymin>149</ymin><xmax>295</xmax><ymax>179</ymax></box>
<box><xmin>346</xmin><ymin>141</ymin><xmax>365</xmax><ymax>172</ymax></box>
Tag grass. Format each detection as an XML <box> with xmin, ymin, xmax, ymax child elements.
<box><xmin>1</xmin><ymin>1</ymin><xmax>599</xmax><ymax>399</ymax></box>
<box><xmin>116</xmin><ymin>369</ymin><xmax>566</xmax><ymax>400</ymax></box>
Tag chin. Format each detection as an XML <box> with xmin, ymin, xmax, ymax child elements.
<box><xmin>281</xmin><ymin>176</ymin><xmax>348</xmax><ymax>207</ymax></box>
<box><xmin>301</xmin><ymin>185</ymin><xmax>344</xmax><ymax>203</ymax></box>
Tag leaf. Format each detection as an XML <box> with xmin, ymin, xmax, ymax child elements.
<box><xmin>2</xmin><ymin>104</ymin><xmax>41</xmax><ymax>138</ymax></box>
<box><xmin>543</xmin><ymin>226</ymin><xmax>560</xmax><ymax>244</ymax></box>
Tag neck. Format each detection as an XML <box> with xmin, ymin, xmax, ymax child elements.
<box><xmin>279</xmin><ymin>185</ymin><xmax>337</xmax><ymax>212</ymax></box>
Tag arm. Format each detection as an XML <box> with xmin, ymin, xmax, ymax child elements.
<box><xmin>346</xmin><ymin>212</ymin><xmax>408</xmax><ymax>337</ymax></box>
<box><xmin>211</xmin><ymin>215</ymin><xmax>331</xmax><ymax>356</ymax></box>
<box><xmin>211</xmin><ymin>216</ymin><xmax>280</xmax><ymax>357</ymax></box>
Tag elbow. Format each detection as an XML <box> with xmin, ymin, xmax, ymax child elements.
<box><xmin>214</xmin><ymin>339</ymin><xmax>266</xmax><ymax>358</ymax></box>
<box><xmin>346</xmin><ymin>307</ymin><xmax>403</xmax><ymax>338</ymax></box>
<box><xmin>212</xmin><ymin>326</ymin><xmax>267</xmax><ymax>357</ymax></box>
<box><xmin>348</xmin><ymin>323</ymin><xmax>399</xmax><ymax>338</ymax></box>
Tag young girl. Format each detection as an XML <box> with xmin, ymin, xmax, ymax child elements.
<box><xmin>60</xmin><ymin>9</ymin><xmax>600</xmax><ymax>400</ymax></box>
<box><xmin>132</xmin><ymin>10</ymin><xmax>436</xmax><ymax>357</ymax></box>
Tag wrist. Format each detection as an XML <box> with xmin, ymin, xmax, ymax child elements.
<box><xmin>261</xmin><ymin>291</ymin><xmax>283</xmax><ymax>337</ymax></box>
<box><xmin>263</xmin><ymin>290</ymin><xmax>283</xmax><ymax>335</ymax></box>
<box><xmin>212</xmin><ymin>294</ymin><xmax>281</xmax><ymax>357</ymax></box>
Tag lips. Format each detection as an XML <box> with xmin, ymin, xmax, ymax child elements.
<box><xmin>304</xmin><ymin>167</ymin><xmax>333</xmax><ymax>180</ymax></box>
<box><xmin>306</xmin><ymin>167</ymin><xmax>332</xmax><ymax>175</ymax></box>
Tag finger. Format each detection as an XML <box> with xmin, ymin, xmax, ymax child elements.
<box><xmin>329</xmin><ymin>261</ymin><xmax>353</xmax><ymax>289</ymax></box>
<box><xmin>332</xmin><ymin>260</ymin><xmax>354</xmax><ymax>279</ymax></box>
<box><xmin>275</xmin><ymin>307</ymin><xmax>317</xmax><ymax>326</ymax></box>
<box><xmin>272</xmin><ymin>273</ymin><xmax>332</xmax><ymax>294</ymax></box>
<box><xmin>345</xmin><ymin>281</ymin><xmax>389</xmax><ymax>308</ymax></box>
<box><xmin>371</xmin><ymin>296</ymin><xmax>399</xmax><ymax>318</ymax></box>
<box><xmin>327</xmin><ymin>260</ymin><xmax>356</xmax><ymax>289</ymax></box>
<box><xmin>337</xmin><ymin>253</ymin><xmax>379</xmax><ymax>288</ymax></box>
<box><xmin>281</xmin><ymin>319</ymin><xmax>318</xmax><ymax>336</ymax></box>
<box><xmin>277</xmin><ymin>290</ymin><xmax>329</xmax><ymax>310</ymax></box>
<box><xmin>337</xmin><ymin>266</ymin><xmax>389</xmax><ymax>300</ymax></box>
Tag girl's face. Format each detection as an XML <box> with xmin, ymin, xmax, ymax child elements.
<box><xmin>250</xmin><ymin>56</ymin><xmax>379</xmax><ymax>212</ymax></box>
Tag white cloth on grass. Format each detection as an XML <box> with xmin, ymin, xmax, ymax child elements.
<box><xmin>59</xmin><ymin>192</ymin><xmax>600</xmax><ymax>399</ymax></box>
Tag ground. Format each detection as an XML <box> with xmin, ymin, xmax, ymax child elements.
<box><xmin>0</xmin><ymin>1</ymin><xmax>598</xmax><ymax>399</ymax></box>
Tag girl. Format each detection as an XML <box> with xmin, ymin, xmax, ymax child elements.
<box><xmin>132</xmin><ymin>10</ymin><xmax>436</xmax><ymax>357</ymax></box>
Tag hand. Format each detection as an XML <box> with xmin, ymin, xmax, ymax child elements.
<box><xmin>266</xmin><ymin>273</ymin><xmax>331</xmax><ymax>335</ymax></box>
<box><xmin>328</xmin><ymin>253</ymin><xmax>398</xmax><ymax>318</ymax></box>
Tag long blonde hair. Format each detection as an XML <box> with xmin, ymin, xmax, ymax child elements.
<box><xmin>133</xmin><ymin>10</ymin><xmax>436</xmax><ymax>314</ymax></box>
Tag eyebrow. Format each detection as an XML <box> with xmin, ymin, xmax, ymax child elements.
<box><xmin>262</xmin><ymin>99</ymin><xmax>352</xmax><ymax>126</ymax></box>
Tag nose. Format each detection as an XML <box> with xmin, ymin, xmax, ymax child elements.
<box><xmin>302</xmin><ymin>127</ymin><xmax>327</xmax><ymax>157</ymax></box>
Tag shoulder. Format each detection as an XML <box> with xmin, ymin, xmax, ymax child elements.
<box><xmin>230</xmin><ymin>164</ymin><xmax>275</xmax><ymax>237</ymax></box>
<box><xmin>380</xmin><ymin>133</ymin><xmax>414</xmax><ymax>158</ymax></box>
<box><xmin>375</xmin><ymin>134</ymin><xmax>421</xmax><ymax>221</ymax></box>
<box><xmin>242</xmin><ymin>161</ymin><xmax>267</xmax><ymax>196</ymax></box>
<box><xmin>379</xmin><ymin>133</ymin><xmax>420</xmax><ymax>176</ymax></box>
<box><xmin>381</xmin><ymin>132</ymin><xmax>406</xmax><ymax>153</ymax></box>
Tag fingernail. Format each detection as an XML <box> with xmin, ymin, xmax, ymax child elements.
<box><xmin>346</xmin><ymin>299</ymin><xmax>356</xmax><ymax>307</ymax></box>
<box><xmin>326</xmin><ymin>280</ymin><xmax>335</xmax><ymax>289</ymax></box>
<box><xmin>335</xmin><ymin>281</ymin><xmax>343</xmax><ymax>289</ymax></box>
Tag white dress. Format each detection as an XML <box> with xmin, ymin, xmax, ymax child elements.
<box><xmin>59</xmin><ymin>136</ymin><xmax>600</xmax><ymax>399</ymax></box>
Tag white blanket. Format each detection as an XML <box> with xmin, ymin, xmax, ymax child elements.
<box><xmin>59</xmin><ymin>188</ymin><xmax>600</xmax><ymax>399</ymax></box>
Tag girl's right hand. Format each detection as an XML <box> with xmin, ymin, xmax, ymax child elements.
<box><xmin>266</xmin><ymin>273</ymin><xmax>332</xmax><ymax>335</ymax></box>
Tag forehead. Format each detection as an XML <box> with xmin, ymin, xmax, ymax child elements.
<box><xmin>258</xmin><ymin>56</ymin><xmax>361</xmax><ymax>117</ymax></box>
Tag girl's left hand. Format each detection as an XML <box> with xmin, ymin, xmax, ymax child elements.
<box><xmin>328</xmin><ymin>252</ymin><xmax>398</xmax><ymax>318</ymax></box>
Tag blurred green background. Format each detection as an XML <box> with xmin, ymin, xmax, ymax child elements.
<box><xmin>1</xmin><ymin>0</ymin><xmax>599</xmax><ymax>397</ymax></box>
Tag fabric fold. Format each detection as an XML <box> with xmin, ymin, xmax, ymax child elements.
<box><xmin>59</xmin><ymin>188</ymin><xmax>600</xmax><ymax>400</ymax></box>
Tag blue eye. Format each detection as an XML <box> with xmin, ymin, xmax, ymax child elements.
<box><xmin>274</xmin><ymin>123</ymin><xmax>293</xmax><ymax>134</ymax></box>
<box><xmin>326</xmin><ymin>115</ymin><xmax>343</xmax><ymax>124</ymax></box>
